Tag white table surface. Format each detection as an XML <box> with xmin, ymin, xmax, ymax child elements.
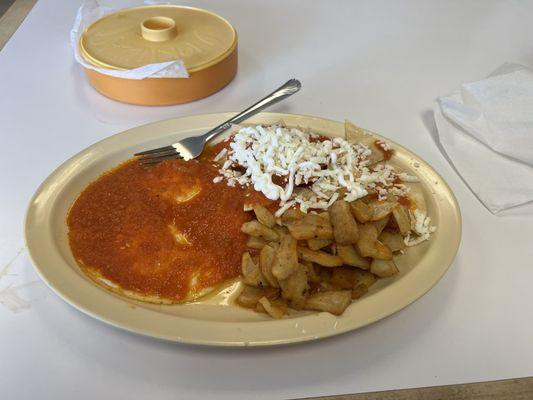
<box><xmin>1</xmin><ymin>0</ymin><xmax>533</xmax><ymax>399</ymax></box>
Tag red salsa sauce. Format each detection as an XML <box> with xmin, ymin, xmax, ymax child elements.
<box><xmin>397</xmin><ymin>196</ymin><xmax>412</xmax><ymax>207</ymax></box>
<box><xmin>67</xmin><ymin>146</ymin><xmax>272</xmax><ymax>302</ymax></box>
<box><xmin>374</xmin><ymin>139</ymin><xmax>393</xmax><ymax>160</ymax></box>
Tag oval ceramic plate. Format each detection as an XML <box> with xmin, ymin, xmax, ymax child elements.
<box><xmin>25</xmin><ymin>113</ymin><xmax>461</xmax><ymax>346</ymax></box>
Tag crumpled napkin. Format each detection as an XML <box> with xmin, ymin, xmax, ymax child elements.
<box><xmin>433</xmin><ymin>62</ymin><xmax>533</xmax><ymax>214</ymax></box>
<box><xmin>71</xmin><ymin>0</ymin><xmax>189</xmax><ymax>79</ymax></box>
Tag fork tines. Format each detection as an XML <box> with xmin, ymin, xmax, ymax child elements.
<box><xmin>134</xmin><ymin>145</ymin><xmax>183</xmax><ymax>165</ymax></box>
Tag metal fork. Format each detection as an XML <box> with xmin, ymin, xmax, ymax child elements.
<box><xmin>135</xmin><ymin>79</ymin><xmax>302</xmax><ymax>164</ymax></box>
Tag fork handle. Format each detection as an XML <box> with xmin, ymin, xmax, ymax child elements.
<box><xmin>202</xmin><ymin>79</ymin><xmax>302</xmax><ymax>143</ymax></box>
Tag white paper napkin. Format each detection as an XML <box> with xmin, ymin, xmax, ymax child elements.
<box><xmin>71</xmin><ymin>0</ymin><xmax>189</xmax><ymax>79</ymax></box>
<box><xmin>433</xmin><ymin>62</ymin><xmax>533</xmax><ymax>214</ymax></box>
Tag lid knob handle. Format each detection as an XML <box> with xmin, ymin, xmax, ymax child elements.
<box><xmin>141</xmin><ymin>17</ymin><xmax>177</xmax><ymax>42</ymax></box>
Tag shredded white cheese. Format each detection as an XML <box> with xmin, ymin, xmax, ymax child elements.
<box><xmin>213</xmin><ymin>148</ymin><xmax>227</xmax><ymax>162</ymax></box>
<box><xmin>215</xmin><ymin>125</ymin><xmax>412</xmax><ymax>214</ymax></box>
<box><xmin>375</xmin><ymin>139</ymin><xmax>391</xmax><ymax>152</ymax></box>
<box><xmin>397</xmin><ymin>172</ymin><xmax>420</xmax><ymax>183</ymax></box>
<box><xmin>404</xmin><ymin>209</ymin><xmax>437</xmax><ymax>246</ymax></box>
<box><xmin>274</xmin><ymin>200</ymin><xmax>296</xmax><ymax>218</ymax></box>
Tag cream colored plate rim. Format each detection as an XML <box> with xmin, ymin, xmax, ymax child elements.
<box><xmin>24</xmin><ymin>112</ymin><xmax>461</xmax><ymax>347</ymax></box>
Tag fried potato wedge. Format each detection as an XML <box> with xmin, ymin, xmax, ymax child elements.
<box><xmin>307</xmin><ymin>238</ymin><xmax>332</xmax><ymax>251</ymax></box>
<box><xmin>241</xmin><ymin>252</ymin><xmax>269</xmax><ymax>287</ymax></box>
<box><xmin>370</xmin><ymin>258</ymin><xmax>399</xmax><ymax>278</ymax></box>
<box><xmin>350</xmin><ymin>199</ymin><xmax>372</xmax><ymax>223</ymax></box>
<box><xmin>317</xmin><ymin>211</ymin><xmax>331</xmax><ymax>221</ymax></box>
<box><xmin>302</xmin><ymin>261</ymin><xmax>322</xmax><ymax>284</ymax></box>
<box><xmin>353</xmin><ymin>269</ymin><xmax>377</xmax><ymax>288</ymax></box>
<box><xmin>279</xmin><ymin>264</ymin><xmax>309</xmax><ymax>310</ymax></box>
<box><xmin>329</xmin><ymin>200</ymin><xmax>359</xmax><ymax>245</ymax></box>
<box><xmin>246</xmin><ymin>236</ymin><xmax>267</xmax><ymax>250</ymax></box>
<box><xmin>369</xmin><ymin>201</ymin><xmax>396</xmax><ymax>221</ymax></box>
<box><xmin>379</xmin><ymin>231</ymin><xmax>405</xmax><ymax>252</ymax></box>
<box><xmin>330</xmin><ymin>267</ymin><xmax>355</xmax><ymax>290</ymax></box>
<box><xmin>259</xmin><ymin>244</ymin><xmax>279</xmax><ymax>288</ymax></box>
<box><xmin>336</xmin><ymin>244</ymin><xmax>370</xmax><ymax>269</ymax></box>
<box><xmin>258</xmin><ymin>297</ymin><xmax>287</xmax><ymax>319</ymax></box>
<box><xmin>297</xmin><ymin>246</ymin><xmax>344</xmax><ymax>267</ymax></box>
<box><xmin>371</xmin><ymin>215</ymin><xmax>390</xmax><ymax>236</ymax></box>
<box><xmin>241</xmin><ymin>220</ymin><xmax>279</xmax><ymax>241</ymax></box>
<box><xmin>252</xmin><ymin>204</ymin><xmax>276</xmax><ymax>228</ymax></box>
<box><xmin>392</xmin><ymin>204</ymin><xmax>411</xmax><ymax>235</ymax></box>
<box><xmin>356</xmin><ymin>223</ymin><xmax>393</xmax><ymax>260</ymax></box>
<box><xmin>318</xmin><ymin>282</ymin><xmax>337</xmax><ymax>291</ymax></box>
<box><xmin>272</xmin><ymin>235</ymin><xmax>299</xmax><ymax>280</ymax></box>
<box><xmin>280</xmin><ymin>208</ymin><xmax>306</xmax><ymax>226</ymax></box>
<box><xmin>272</xmin><ymin>224</ymin><xmax>289</xmax><ymax>239</ymax></box>
<box><xmin>356</xmin><ymin>223</ymin><xmax>378</xmax><ymax>257</ymax></box>
<box><xmin>304</xmin><ymin>290</ymin><xmax>352</xmax><ymax>315</ymax></box>
<box><xmin>373</xmin><ymin>240</ymin><xmax>393</xmax><ymax>260</ymax></box>
<box><xmin>319</xmin><ymin>267</ymin><xmax>332</xmax><ymax>283</ymax></box>
<box><xmin>352</xmin><ymin>283</ymin><xmax>368</xmax><ymax>299</ymax></box>
<box><xmin>236</xmin><ymin>286</ymin><xmax>280</xmax><ymax>308</ymax></box>
<box><xmin>288</xmin><ymin>214</ymin><xmax>334</xmax><ymax>240</ymax></box>
<box><xmin>236</xmin><ymin>286</ymin><xmax>262</xmax><ymax>308</ymax></box>
<box><xmin>269</xmin><ymin>241</ymin><xmax>280</xmax><ymax>251</ymax></box>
